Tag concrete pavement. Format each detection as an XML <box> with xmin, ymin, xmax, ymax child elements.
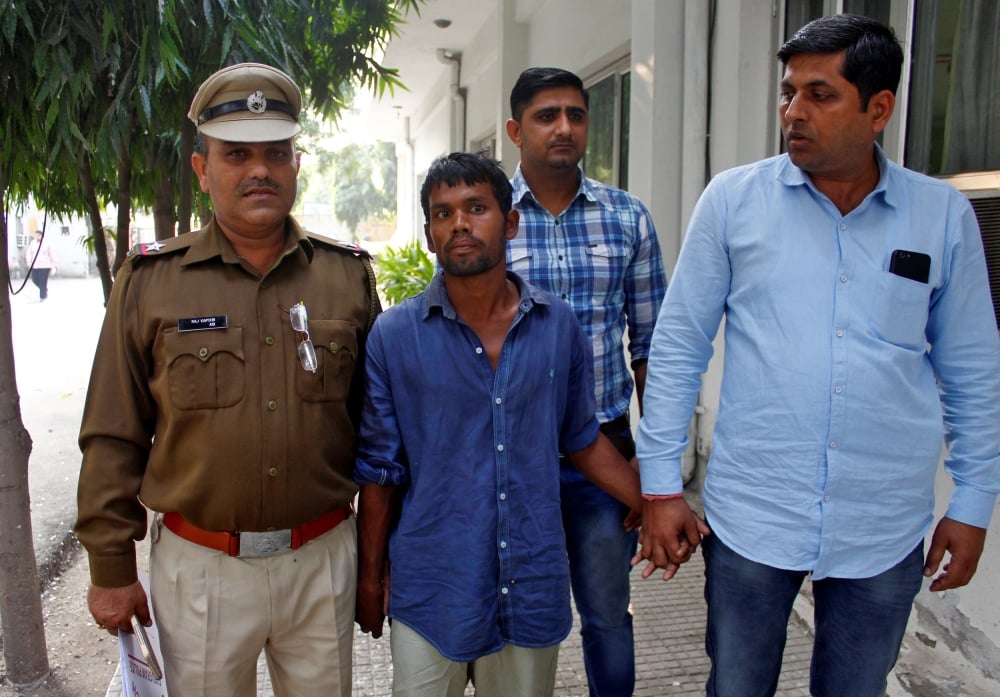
<box><xmin>103</xmin><ymin>542</ymin><xmax>815</xmax><ymax>696</ymax></box>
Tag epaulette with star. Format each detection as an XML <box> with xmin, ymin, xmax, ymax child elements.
<box><xmin>308</xmin><ymin>233</ymin><xmax>371</xmax><ymax>258</ymax></box>
<box><xmin>126</xmin><ymin>236</ymin><xmax>191</xmax><ymax>258</ymax></box>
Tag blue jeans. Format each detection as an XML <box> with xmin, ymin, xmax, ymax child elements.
<box><xmin>561</xmin><ymin>420</ymin><xmax>638</xmax><ymax>697</ymax></box>
<box><xmin>702</xmin><ymin>535</ymin><xmax>924</xmax><ymax>697</ymax></box>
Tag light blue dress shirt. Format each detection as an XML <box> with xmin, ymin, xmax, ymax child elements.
<box><xmin>637</xmin><ymin>148</ymin><xmax>1000</xmax><ymax>579</ymax></box>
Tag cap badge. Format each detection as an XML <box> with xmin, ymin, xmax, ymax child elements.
<box><xmin>247</xmin><ymin>90</ymin><xmax>267</xmax><ymax>114</ymax></box>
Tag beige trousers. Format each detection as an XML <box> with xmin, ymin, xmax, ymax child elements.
<box><xmin>149</xmin><ymin>515</ymin><xmax>357</xmax><ymax>697</ymax></box>
<box><xmin>390</xmin><ymin>619</ymin><xmax>560</xmax><ymax>697</ymax></box>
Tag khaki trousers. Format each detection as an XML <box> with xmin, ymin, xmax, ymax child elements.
<box><xmin>149</xmin><ymin>515</ymin><xmax>357</xmax><ymax>697</ymax></box>
<box><xmin>390</xmin><ymin>619</ymin><xmax>559</xmax><ymax>697</ymax></box>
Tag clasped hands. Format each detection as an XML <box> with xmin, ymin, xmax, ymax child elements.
<box><xmin>631</xmin><ymin>497</ymin><xmax>712</xmax><ymax>582</ymax></box>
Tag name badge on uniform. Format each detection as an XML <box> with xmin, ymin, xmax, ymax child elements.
<box><xmin>178</xmin><ymin>315</ymin><xmax>229</xmax><ymax>332</ymax></box>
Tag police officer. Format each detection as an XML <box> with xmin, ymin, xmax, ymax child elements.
<box><xmin>75</xmin><ymin>63</ymin><xmax>379</xmax><ymax>697</ymax></box>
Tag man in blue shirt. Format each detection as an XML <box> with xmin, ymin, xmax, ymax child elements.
<box><xmin>354</xmin><ymin>152</ymin><xmax>644</xmax><ymax>696</ymax></box>
<box><xmin>505</xmin><ymin>67</ymin><xmax>679</xmax><ymax>697</ymax></box>
<box><xmin>636</xmin><ymin>14</ymin><xmax>1000</xmax><ymax>697</ymax></box>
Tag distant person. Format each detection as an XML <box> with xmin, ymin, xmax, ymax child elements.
<box><xmin>355</xmin><ymin>152</ymin><xmax>644</xmax><ymax>697</ymax></box>
<box><xmin>26</xmin><ymin>230</ymin><xmax>58</xmax><ymax>301</ymax></box>
<box><xmin>504</xmin><ymin>66</ymin><xmax>697</xmax><ymax>697</ymax></box>
<box><xmin>636</xmin><ymin>14</ymin><xmax>1000</xmax><ymax>697</ymax></box>
<box><xmin>75</xmin><ymin>63</ymin><xmax>379</xmax><ymax>697</ymax></box>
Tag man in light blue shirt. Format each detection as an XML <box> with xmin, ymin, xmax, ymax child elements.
<box><xmin>636</xmin><ymin>14</ymin><xmax>1000</xmax><ymax>697</ymax></box>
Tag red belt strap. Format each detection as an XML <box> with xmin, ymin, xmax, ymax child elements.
<box><xmin>162</xmin><ymin>506</ymin><xmax>351</xmax><ymax>557</ymax></box>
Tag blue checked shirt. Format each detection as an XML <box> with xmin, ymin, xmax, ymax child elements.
<box><xmin>508</xmin><ymin>166</ymin><xmax>667</xmax><ymax>425</ymax></box>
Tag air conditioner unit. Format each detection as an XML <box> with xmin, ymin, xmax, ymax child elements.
<box><xmin>940</xmin><ymin>172</ymin><xmax>1000</xmax><ymax>329</ymax></box>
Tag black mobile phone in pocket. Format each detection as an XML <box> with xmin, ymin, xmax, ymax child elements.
<box><xmin>889</xmin><ymin>249</ymin><xmax>931</xmax><ymax>284</ymax></box>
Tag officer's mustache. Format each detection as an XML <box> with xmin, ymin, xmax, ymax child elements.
<box><xmin>237</xmin><ymin>178</ymin><xmax>281</xmax><ymax>195</ymax></box>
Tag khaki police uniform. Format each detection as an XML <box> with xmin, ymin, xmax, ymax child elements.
<box><xmin>76</xmin><ymin>62</ymin><xmax>381</xmax><ymax>697</ymax></box>
<box><xmin>76</xmin><ymin>216</ymin><xmax>377</xmax><ymax>696</ymax></box>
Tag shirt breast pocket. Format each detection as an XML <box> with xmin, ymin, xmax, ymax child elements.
<box><xmin>296</xmin><ymin>320</ymin><xmax>358</xmax><ymax>403</ymax></box>
<box><xmin>164</xmin><ymin>328</ymin><xmax>246</xmax><ymax>410</ymax></box>
<box><xmin>871</xmin><ymin>272</ymin><xmax>931</xmax><ymax>349</ymax></box>
<box><xmin>509</xmin><ymin>247</ymin><xmax>532</xmax><ymax>275</ymax></box>
<box><xmin>584</xmin><ymin>243</ymin><xmax>626</xmax><ymax>293</ymax></box>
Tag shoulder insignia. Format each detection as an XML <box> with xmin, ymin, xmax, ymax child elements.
<box><xmin>307</xmin><ymin>232</ymin><xmax>371</xmax><ymax>258</ymax></box>
<box><xmin>127</xmin><ymin>235</ymin><xmax>193</xmax><ymax>259</ymax></box>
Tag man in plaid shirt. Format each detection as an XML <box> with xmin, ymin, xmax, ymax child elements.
<box><xmin>505</xmin><ymin>67</ymin><xmax>667</xmax><ymax>697</ymax></box>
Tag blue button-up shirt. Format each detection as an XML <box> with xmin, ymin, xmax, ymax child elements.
<box><xmin>637</xmin><ymin>148</ymin><xmax>1000</xmax><ymax>580</ymax></box>
<box><xmin>508</xmin><ymin>166</ymin><xmax>666</xmax><ymax>425</ymax></box>
<box><xmin>354</xmin><ymin>272</ymin><xmax>599</xmax><ymax>661</ymax></box>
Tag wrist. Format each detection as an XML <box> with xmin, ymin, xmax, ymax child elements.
<box><xmin>642</xmin><ymin>492</ymin><xmax>684</xmax><ymax>501</ymax></box>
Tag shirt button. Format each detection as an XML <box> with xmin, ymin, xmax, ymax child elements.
<box><xmin>839</xmin><ymin>223</ymin><xmax>847</xmax><ymax>231</ymax></box>
<box><xmin>268</xmin><ymin>467</ymin><xmax>278</xmax><ymax>477</ymax></box>
<box><xmin>554</xmin><ymin>220</ymin><xmax>560</xmax><ymax>226</ymax></box>
<box><xmin>265</xmin><ymin>336</ymin><xmax>275</xmax><ymax>346</ymax></box>
<box><xmin>558</xmin><ymin>254</ymin><xmax>563</xmax><ymax>260</ymax></box>
<box><xmin>500</xmin><ymin>540</ymin><xmax>507</xmax><ymax>549</ymax></box>
<box><xmin>561</xmin><ymin>294</ymin><xmax>567</xmax><ymax>300</ymax></box>
<box><xmin>329</xmin><ymin>341</ymin><xmax>339</xmax><ymax>352</ymax></box>
<box><xmin>835</xmin><ymin>329</ymin><xmax>844</xmax><ymax>337</ymax></box>
<box><xmin>829</xmin><ymin>441</ymin><xmax>837</xmax><ymax>449</ymax></box>
<box><xmin>495</xmin><ymin>397</ymin><xmax>502</xmax><ymax>405</ymax></box>
<box><xmin>198</xmin><ymin>347</ymin><xmax>209</xmax><ymax>358</ymax></box>
<box><xmin>499</xmin><ymin>492</ymin><xmax>507</xmax><ymax>501</ymax></box>
<box><xmin>497</xmin><ymin>444</ymin><xmax>504</xmax><ymax>452</ymax></box>
<box><xmin>267</xmin><ymin>400</ymin><xmax>278</xmax><ymax>411</ymax></box>
<box><xmin>824</xmin><ymin>494</ymin><xmax>831</xmax><ymax>502</ymax></box>
<box><xmin>840</xmin><ymin>274</ymin><xmax>848</xmax><ymax>283</ymax></box>
<box><xmin>475</xmin><ymin>347</ymin><xmax>483</xmax><ymax>354</ymax></box>
<box><xmin>834</xmin><ymin>386</ymin><xmax>843</xmax><ymax>394</ymax></box>
<box><xmin>501</xmin><ymin>586</ymin><xmax>509</xmax><ymax>595</ymax></box>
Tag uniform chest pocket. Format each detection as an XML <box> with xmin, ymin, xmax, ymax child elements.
<box><xmin>871</xmin><ymin>272</ymin><xmax>931</xmax><ymax>349</ymax></box>
<box><xmin>164</xmin><ymin>328</ymin><xmax>246</xmax><ymax>410</ymax></box>
<box><xmin>296</xmin><ymin>320</ymin><xmax>358</xmax><ymax>403</ymax></box>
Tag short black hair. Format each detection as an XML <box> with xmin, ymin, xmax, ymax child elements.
<box><xmin>420</xmin><ymin>152</ymin><xmax>513</xmax><ymax>224</ymax></box>
<box><xmin>777</xmin><ymin>13</ymin><xmax>902</xmax><ymax>110</ymax></box>
<box><xmin>509</xmin><ymin>67</ymin><xmax>589</xmax><ymax>122</ymax></box>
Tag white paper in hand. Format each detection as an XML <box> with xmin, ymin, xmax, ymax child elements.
<box><xmin>118</xmin><ymin>573</ymin><xmax>168</xmax><ymax>697</ymax></box>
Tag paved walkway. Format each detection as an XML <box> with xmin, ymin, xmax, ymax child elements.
<box><xmin>105</xmin><ymin>529</ymin><xmax>817</xmax><ymax>696</ymax></box>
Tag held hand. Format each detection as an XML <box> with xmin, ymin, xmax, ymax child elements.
<box><xmin>623</xmin><ymin>507</ymin><xmax>642</xmax><ymax>532</ymax></box>
<box><xmin>631</xmin><ymin>497</ymin><xmax>711</xmax><ymax>582</ymax></box>
<box><xmin>923</xmin><ymin>517</ymin><xmax>987</xmax><ymax>592</ymax></box>
<box><xmin>88</xmin><ymin>581</ymin><xmax>149</xmax><ymax>636</ymax></box>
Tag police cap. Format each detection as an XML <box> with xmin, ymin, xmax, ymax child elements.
<box><xmin>188</xmin><ymin>63</ymin><xmax>302</xmax><ymax>142</ymax></box>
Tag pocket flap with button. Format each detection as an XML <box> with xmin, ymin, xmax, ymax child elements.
<box><xmin>163</xmin><ymin>327</ymin><xmax>246</xmax><ymax>409</ymax></box>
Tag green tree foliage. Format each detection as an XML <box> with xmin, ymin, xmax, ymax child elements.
<box><xmin>376</xmin><ymin>239</ymin><xmax>435</xmax><ymax>306</ymax></box>
<box><xmin>1</xmin><ymin>0</ymin><xmax>420</xmax><ymax>299</ymax></box>
<box><xmin>332</xmin><ymin>141</ymin><xmax>397</xmax><ymax>235</ymax></box>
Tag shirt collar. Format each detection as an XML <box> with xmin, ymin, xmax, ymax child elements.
<box><xmin>421</xmin><ymin>270</ymin><xmax>550</xmax><ymax>321</ymax></box>
<box><xmin>776</xmin><ymin>143</ymin><xmax>894</xmax><ymax>209</ymax></box>
<box><xmin>511</xmin><ymin>164</ymin><xmax>598</xmax><ymax>210</ymax></box>
<box><xmin>180</xmin><ymin>216</ymin><xmax>314</xmax><ymax>267</ymax></box>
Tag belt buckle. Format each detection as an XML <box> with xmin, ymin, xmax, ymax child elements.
<box><xmin>238</xmin><ymin>529</ymin><xmax>292</xmax><ymax>558</ymax></box>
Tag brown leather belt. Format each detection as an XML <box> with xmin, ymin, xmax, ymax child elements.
<box><xmin>162</xmin><ymin>506</ymin><xmax>351</xmax><ymax>558</ymax></box>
